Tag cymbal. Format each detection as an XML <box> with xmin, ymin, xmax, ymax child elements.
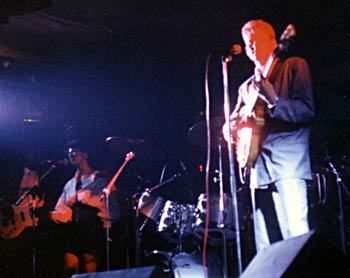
<box><xmin>105</xmin><ymin>136</ymin><xmax>164</xmax><ymax>161</ymax></box>
<box><xmin>187</xmin><ymin>117</ymin><xmax>226</xmax><ymax>149</ymax></box>
<box><xmin>106</xmin><ymin>136</ymin><xmax>144</xmax><ymax>153</ymax></box>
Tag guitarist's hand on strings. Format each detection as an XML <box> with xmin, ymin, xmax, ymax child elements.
<box><xmin>222</xmin><ymin>104</ymin><xmax>252</xmax><ymax>144</ymax></box>
<box><xmin>222</xmin><ymin>121</ymin><xmax>233</xmax><ymax>144</ymax></box>
<box><xmin>238</xmin><ymin>105</ymin><xmax>253</xmax><ymax>123</ymax></box>
<box><xmin>255</xmin><ymin>78</ymin><xmax>279</xmax><ymax>108</ymax></box>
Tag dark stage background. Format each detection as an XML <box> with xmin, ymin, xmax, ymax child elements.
<box><xmin>0</xmin><ymin>0</ymin><xmax>349</xmax><ymax>277</ymax></box>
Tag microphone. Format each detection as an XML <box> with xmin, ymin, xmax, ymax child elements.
<box><xmin>179</xmin><ymin>161</ymin><xmax>189</xmax><ymax>180</ymax></box>
<box><xmin>227</xmin><ymin>44</ymin><xmax>242</xmax><ymax>55</ymax></box>
<box><xmin>179</xmin><ymin>161</ymin><xmax>187</xmax><ymax>173</ymax></box>
<box><xmin>214</xmin><ymin>44</ymin><xmax>242</xmax><ymax>56</ymax></box>
<box><xmin>41</xmin><ymin>159</ymin><xmax>69</xmax><ymax>165</ymax></box>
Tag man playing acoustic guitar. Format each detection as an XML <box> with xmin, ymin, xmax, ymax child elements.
<box><xmin>224</xmin><ymin>19</ymin><xmax>314</xmax><ymax>253</ymax></box>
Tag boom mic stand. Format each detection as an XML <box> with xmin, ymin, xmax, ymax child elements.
<box><xmin>15</xmin><ymin>164</ymin><xmax>56</xmax><ymax>206</ymax></box>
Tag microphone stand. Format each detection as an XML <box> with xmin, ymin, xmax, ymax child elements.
<box><xmin>100</xmin><ymin>152</ymin><xmax>135</xmax><ymax>271</ymax></box>
<box><xmin>15</xmin><ymin>164</ymin><xmax>56</xmax><ymax>207</ymax></box>
<box><xmin>222</xmin><ymin>56</ymin><xmax>242</xmax><ymax>276</ymax></box>
<box><xmin>14</xmin><ymin>164</ymin><xmax>57</xmax><ymax>278</ymax></box>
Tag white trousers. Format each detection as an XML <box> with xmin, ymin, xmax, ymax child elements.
<box><xmin>251</xmin><ymin>178</ymin><xmax>310</xmax><ymax>253</ymax></box>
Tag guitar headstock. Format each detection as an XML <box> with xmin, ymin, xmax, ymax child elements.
<box><xmin>276</xmin><ymin>24</ymin><xmax>297</xmax><ymax>55</ymax></box>
<box><xmin>280</xmin><ymin>24</ymin><xmax>296</xmax><ymax>41</ymax></box>
<box><xmin>125</xmin><ymin>151</ymin><xmax>135</xmax><ymax>161</ymax></box>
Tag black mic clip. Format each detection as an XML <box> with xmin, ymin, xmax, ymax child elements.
<box><xmin>213</xmin><ymin>44</ymin><xmax>242</xmax><ymax>62</ymax></box>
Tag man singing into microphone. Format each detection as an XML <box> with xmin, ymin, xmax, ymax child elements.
<box><xmin>224</xmin><ymin>19</ymin><xmax>314</xmax><ymax>253</ymax></box>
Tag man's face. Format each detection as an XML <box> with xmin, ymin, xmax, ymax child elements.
<box><xmin>68</xmin><ymin>148</ymin><xmax>87</xmax><ymax>165</ymax></box>
<box><xmin>243</xmin><ymin>32</ymin><xmax>273</xmax><ymax>67</ymax></box>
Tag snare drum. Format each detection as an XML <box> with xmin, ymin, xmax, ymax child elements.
<box><xmin>144</xmin><ymin>251</ymin><xmax>221</xmax><ymax>278</ymax></box>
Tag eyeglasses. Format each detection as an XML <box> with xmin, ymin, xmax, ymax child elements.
<box><xmin>68</xmin><ymin>148</ymin><xmax>80</xmax><ymax>157</ymax></box>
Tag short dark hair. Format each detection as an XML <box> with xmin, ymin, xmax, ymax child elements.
<box><xmin>64</xmin><ymin>139</ymin><xmax>91</xmax><ymax>154</ymax></box>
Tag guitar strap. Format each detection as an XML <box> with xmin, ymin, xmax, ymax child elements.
<box><xmin>74</xmin><ymin>170</ymin><xmax>82</xmax><ymax>191</ymax></box>
<box><xmin>267</xmin><ymin>58</ymin><xmax>282</xmax><ymax>84</ymax></box>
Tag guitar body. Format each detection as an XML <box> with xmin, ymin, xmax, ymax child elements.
<box><xmin>0</xmin><ymin>202</ymin><xmax>41</xmax><ymax>239</ymax></box>
<box><xmin>236</xmin><ymin>97</ymin><xmax>265</xmax><ymax>169</ymax></box>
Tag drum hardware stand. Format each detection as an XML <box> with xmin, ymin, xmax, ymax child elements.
<box><xmin>132</xmin><ymin>193</ymin><xmax>155</xmax><ymax>267</ymax></box>
<box><xmin>216</xmin><ymin>139</ymin><xmax>228</xmax><ymax>278</ymax></box>
<box><xmin>163</xmin><ymin>208</ymin><xmax>184</xmax><ymax>271</ymax></box>
<box><xmin>15</xmin><ymin>164</ymin><xmax>56</xmax><ymax>278</ymax></box>
<box><xmin>327</xmin><ymin>161</ymin><xmax>350</xmax><ymax>254</ymax></box>
<box><xmin>166</xmin><ymin>208</ymin><xmax>192</xmax><ymax>276</ymax></box>
<box><xmin>147</xmin><ymin>173</ymin><xmax>184</xmax><ymax>193</ymax></box>
<box><xmin>222</xmin><ymin>56</ymin><xmax>243</xmax><ymax>276</ymax></box>
<box><xmin>174</xmin><ymin>205</ymin><xmax>188</xmax><ymax>254</ymax></box>
<box><xmin>133</xmin><ymin>172</ymin><xmax>183</xmax><ymax>266</ymax></box>
<box><xmin>134</xmin><ymin>199</ymin><xmax>143</xmax><ymax>266</ymax></box>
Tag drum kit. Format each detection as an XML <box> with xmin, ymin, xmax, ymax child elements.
<box><xmin>105</xmin><ymin>121</ymin><xmax>242</xmax><ymax>277</ymax></box>
<box><xmin>105</xmin><ymin>114</ymin><xmax>350</xmax><ymax>275</ymax></box>
<box><xmin>137</xmin><ymin>190</ymin><xmax>238</xmax><ymax>245</ymax></box>
<box><xmin>136</xmin><ymin>190</ymin><xmax>235</xmax><ymax>277</ymax></box>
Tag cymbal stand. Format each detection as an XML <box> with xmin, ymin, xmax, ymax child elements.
<box><xmin>147</xmin><ymin>173</ymin><xmax>183</xmax><ymax>193</ymax></box>
<box><xmin>130</xmin><ymin>191</ymin><xmax>150</xmax><ymax>267</ymax></box>
<box><xmin>328</xmin><ymin>161</ymin><xmax>350</xmax><ymax>253</ymax></box>
<box><xmin>132</xmin><ymin>196</ymin><xmax>143</xmax><ymax>267</ymax></box>
<box><xmin>15</xmin><ymin>164</ymin><xmax>56</xmax><ymax>278</ymax></box>
<box><xmin>222</xmin><ymin>57</ymin><xmax>242</xmax><ymax>276</ymax></box>
<box><xmin>166</xmin><ymin>207</ymin><xmax>185</xmax><ymax>274</ymax></box>
<box><xmin>175</xmin><ymin>205</ymin><xmax>185</xmax><ymax>254</ymax></box>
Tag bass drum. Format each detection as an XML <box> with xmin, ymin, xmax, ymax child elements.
<box><xmin>172</xmin><ymin>253</ymin><xmax>205</xmax><ymax>278</ymax></box>
<box><xmin>193</xmin><ymin>193</ymin><xmax>244</xmax><ymax>245</ymax></box>
<box><xmin>144</xmin><ymin>251</ymin><xmax>221</xmax><ymax>278</ymax></box>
